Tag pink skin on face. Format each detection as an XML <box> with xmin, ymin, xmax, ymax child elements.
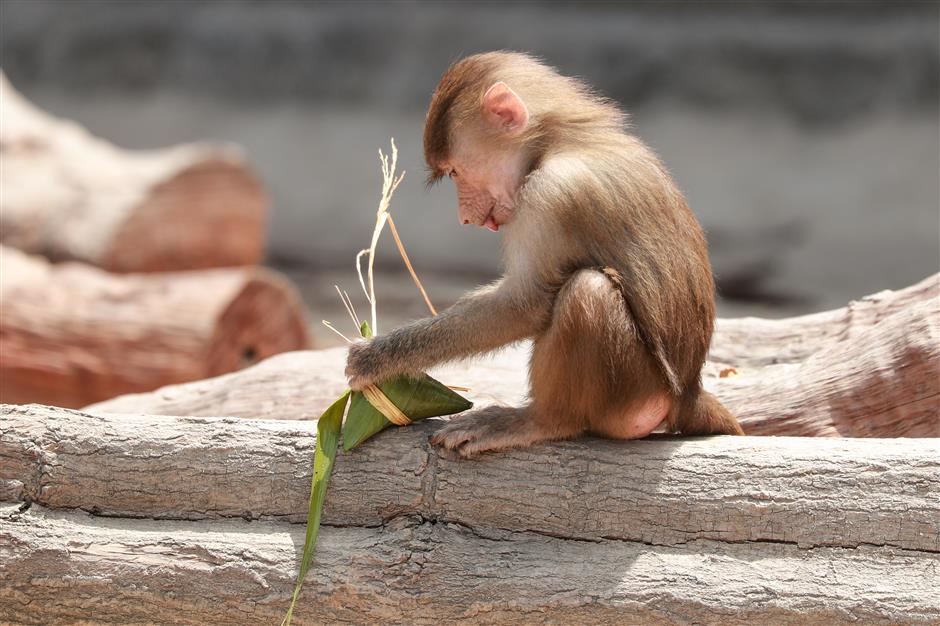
<box><xmin>441</xmin><ymin>140</ymin><xmax>528</xmax><ymax>232</ymax></box>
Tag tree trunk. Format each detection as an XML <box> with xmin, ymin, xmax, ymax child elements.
<box><xmin>0</xmin><ymin>72</ymin><xmax>267</xmax><ymax>272</ymax></box>
<box><xmin>0</xmin><ymin>247</ymin><xmax>310</xmax><ymax>408</ymax></box>
<box><xmin>86</xmin><ymin>275</ymin><xmax>940</xmax><ymax>437</ymax></box>
<box><xmin>1</xmin><ymin>404</ymin><xmax>937</xmax><ymax>625</ymax></box>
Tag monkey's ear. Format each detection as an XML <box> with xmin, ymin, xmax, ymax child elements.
<box><xmin>482</xmin><ymin>82</ymin><xmax>529</xmax><ymax>137</ymax></box>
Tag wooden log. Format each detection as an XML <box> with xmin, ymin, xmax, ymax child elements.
<box><xmin>721</xmin><ymin>296</ymin><xmax>939</xmax><ymax>436</ymax></box>
<box><xmin>1</xmin><ymin>406</ymin><xmax>937</xmax><ymax>624</ymax></box>
<box><xmin>87</xmin><ymin>278</ymin><xmax>940</xmax><ymax>437</ymax></box>
<box><xmin>711</xmin><ymin>273</ymin><xmax>939</xmax><ymax>367</ymax></box>
<box><xmin>0</xmin><ymin>247</ymin><xmax>310</xmax><ymax>408</ymax></box>
<box><xmin>0</xmin><ymin>72</ymin><xmax>267</xmax><ymax>272</ymax></box>
<box><xmin>1</xmin><ymin>504</ymin><xmax>936</xmax><ymax>626</ymax></box>
<box><xmin>3</xmin><ymin>404</ymin><xmax>937</xmax><ymax>552</ymax></box>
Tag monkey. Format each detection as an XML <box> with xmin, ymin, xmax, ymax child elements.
<box><xmin>346</xmin><ymin>51</ymin><xmax>744</xmax><ymax>457</ymax></box>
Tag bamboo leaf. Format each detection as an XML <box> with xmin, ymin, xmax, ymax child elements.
<box><xmin>281</xmin><ymin>389</ymin><xmax>350</xmax><ymax>626</ymax></box>
<box><xmin>343</xmin><ymin>374</ymin><xmax>472</xmax><ymax>451</ymax></box>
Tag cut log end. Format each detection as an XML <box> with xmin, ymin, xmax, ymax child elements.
<box><xmin>0</xmin><ymin>248</ymin><xmax>311</xmax><ymax>408</ymax></box>
<box><xmin>104</xmin><ymin>156</ymin><xmax>268</xmax><ymax>273</ymax></box>
<box><xmin>206</xmin><ymin>269</ymin><xmax>311</xmax><ymax>374</ymax></box>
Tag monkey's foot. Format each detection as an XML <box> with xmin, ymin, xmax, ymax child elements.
<box><xmin>430</xmin><ymin>405</ymin><xmax>546</xmax><ymax>458</ymax></box>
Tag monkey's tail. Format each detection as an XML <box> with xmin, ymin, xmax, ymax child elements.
<box><xmin>675</xmin><ymin>389</ymin><xmax>745</xmax><ymax>436</ymax></box>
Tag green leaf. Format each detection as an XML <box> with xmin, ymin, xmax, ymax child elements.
<box><xmin>280</xmin><ymin>389</ymin><xmax>350</xmax><ymax>626</ymax></box>
<box><xmin>359</xmin><ymin>321</ymin><xmax>373</xmax><ymax>339</ymax></box>
<box><xmin>342</xmin><ymin>373</ymin><xmax>472</xmax><ymax>451</ymax></box>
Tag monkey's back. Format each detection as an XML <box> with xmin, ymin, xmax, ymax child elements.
<box><xmin>527</xmin><ymin>136</ymin><xmax>717</xmax><ymax>394</ymax></box>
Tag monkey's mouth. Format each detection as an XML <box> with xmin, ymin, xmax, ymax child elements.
<box><xmin>482</xmin><ymin>206</ymin><xmax>499</xmax><ymax>232</ymax></box>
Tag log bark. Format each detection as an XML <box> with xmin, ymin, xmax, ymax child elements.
<box><xmin>3</xmin><ymin>404</ymin><xmax>938</xmax><ymax>550</ymax></box>
<box><xmin>2</xmin><ymin>504</ymin><xmax>936</xmax><ymax>626</ymax></box>
<box><xmin>711</xmin><ymin>273</ymin><xmax>939</xmax><ymax>367</ymax></box>
<box><xmin>1</xmin><ymin>405</ymin><xmax>937</xmax><ymax>624</ymax></box>
<box><xmin>0</xmin><ymin>247</ymin><xmax>310</xmax><ymax>408</ymax></box>
<box><xmin>87</xmin><ymin>276</ymin><xmax>940</xmax><ymax>437</ymax></box>
<box><xmin>0</xmin><ymin>73</ymin><xmax>267</xmax><ymax>272</ymax></box>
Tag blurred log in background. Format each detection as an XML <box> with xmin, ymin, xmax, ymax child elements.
<box><xmin>0</xmin><ymin>246</ymin><xmax>310</xmax><ymax>408</ymax></box>
<box><xmin>0</xmin><ymin>77</ymin><xmax>310</xmax><ymax>408</ymax></box>
<box><xmin>0</xmin><ymin>73</ymin><xmax>267</xmax><ymax>273</ymax></box>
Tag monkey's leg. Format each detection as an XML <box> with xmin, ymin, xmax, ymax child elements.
<box><xmin>431</xmin><ymin>269</ymin><xmax>617</xmax><ymax>458</ymax></box>
<box><xmin>430</xmin><ymin>405</ymin><xmax>550</xmax><ymax>457</ymax></box>
<box><xmin>433</xmin><ymin>269</ymin><xmax>668</xmax><ymax>457</ymax></box>
<box><xmin>532</xmin><ymin>269</ymin><xmax>672</xmax><ymax>442</ymax></box>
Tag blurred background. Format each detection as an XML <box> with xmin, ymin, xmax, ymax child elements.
<box><xmin>3</xmin><ymin>0</ymin><xmax>938</xmax><ymax>349</ymax></box>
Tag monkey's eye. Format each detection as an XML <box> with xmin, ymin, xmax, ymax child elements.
<box><xmin>448</xmin><ymin>169</ymin><xmax>458</xmax><ymax>179</ymax></box>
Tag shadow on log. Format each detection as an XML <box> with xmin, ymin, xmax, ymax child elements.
<box><xmin>0</xmin><ymin>247</ymin><xmax>311</xmax><ymax>408</ymax></box>
<box><xmin>0</xmin><ymin>73</ymin><xmax>267</xmax><ymax>272</ymax></box>
<box><xmin>87</xmin><ymin>275</ymin><xmax>940</xmax><ymax>438</ymax></box>
<box><xmin>1</xmin><ymin>404</ymin><xmax>938</xmax><ymax>624</ymax></box>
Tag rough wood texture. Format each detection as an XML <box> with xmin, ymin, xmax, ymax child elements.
<box><xmin>1</xmin><ymin>405</ymin><xmax>938</xmax><ymax>624</ymax></box>
<box><xmin>722</xmin><ymin>296</ymin><xmax>939</xmax><ymax>436</ymax></box>
<box><xmin>0</xmin><ymin>247</ymin><xmax>310</xmax><ymax>408</ymax></box>
<box><xmin>0</xmin><ymin>72</ymin><xmax>267</xmax><ymax>272</ymax></box>
<box><xmin>2</xmin><ymin>504</ymin><xmax>936</xmax><ymax>626</ymax></box>
<box><xmin>711</xmin><ymin>273</ymin><xmax>939</xmax><ymax>366</ymax></box>
<box><xmin>88</xmin><ymin>275</ymin><xmax>940</xmax><ymax>437</ymax></box>
<box><xmin>3</xmin><ymin>405</ymin><xmax>938</xmax><ymax>550</ymax></box>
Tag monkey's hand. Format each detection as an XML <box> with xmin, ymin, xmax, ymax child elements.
<box><xmin>345</xmin><ymin>340</ymin><xmax>382</xmax><ymax>390</ymax></box>
<box><xmin>345</xmin><ymin>338</ymin><xmax>420</xmax><ymax>391</ymax></box>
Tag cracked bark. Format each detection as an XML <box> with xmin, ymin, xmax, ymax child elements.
<box><xmin>1</xmin><ymin>403</ymin><xmax>938</xmax><ymax>624</ymax></box>
<box><xmin>3</xmin><ymin>405</ymin><xmax>937</xmax><ymax>552</ymax></box>
<box><xmin>87</xmin><ymin>275</ymin><xmax>940</xmax><ymax>437</ymax></box>
<box><xmin>0</xmin><ymin>499</ymin><xmax>937</xmax><ymax>624</ymax></box>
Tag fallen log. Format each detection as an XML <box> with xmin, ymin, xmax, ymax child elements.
<box><xmin>3</xmin><ymin>404</ymin><xmax>937</xmax><ymax>551</ymax></box>
<box><xmin>1</xmin><ymin>504</ymin><xmax>935</xmax><ymax>626</ymax></box>
<box><xmin>0</xmin><ymin>247</ymin><xmax>310</xmax><ymax>408</ymax></box>
<box><xmin>87</xmin><ymin>278</ymin><xmax>940</xmax><ymax>437</ymax></box>
<box><xmin>721</xmin><ymin>297</ymin><xmax>939</xmax><ymax>436</ymax></box>
<box><xmin>0</xmin><ymin>73</ymin><xmax>267</xmax><ymax>272</ymax></box>
<box><xmin>1</xmin><ymin>405</ymin><xmax>937</xmax><ymax>624</ymax></box>
<box><xmin>711</xmin><ymin>273</ymin><xmax>939</xmax><ymax>366</ymax></box>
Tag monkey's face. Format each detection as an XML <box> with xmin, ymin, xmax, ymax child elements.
<box><xmin>444</xmin><ymin>138</ymin><xmax>527</xmax><ymax>233</ymax></box>
<box><xmin>428</xmin><ymin>80</ymin><xmax>531</xmax><ymax>233</ymax></box>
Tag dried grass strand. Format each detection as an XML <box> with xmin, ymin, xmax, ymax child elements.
<box><xmin>335</xmin><ymin>285</ymin><xmax>360</xmax><ymax>329</ymax></box>
<box><xmin>343</xmin><ymin>290</ymin><xmax>361</xmax><ymax>327</ymax></box>
<box><xmin>362</xmin><ymin>140</ymin><xmax>406</xmax><ymax>334</ymax></box>
<box><xmin>355</xmin><ymin>249</ymin><xmax>371</xmax><ymax>304</ymax></box>
<box><xmin>322</xmin><ymin>321</ymin><xmax>354</xmax><ymax>345</ymax></box>
<box><xmin>362</xmin><ymin>384</ymin><xmax>411</xmax><ymax>426</ymax></box>
<box><xmin>387</xmin><ymin>214</ymin><xmax>437</xmax><ymax>316</ymax></box>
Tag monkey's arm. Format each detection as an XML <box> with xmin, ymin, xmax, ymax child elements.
<box><xmin>345</xmin><ymin>280</ymin><xmax>545</xmax><ymax>389</ymax></box>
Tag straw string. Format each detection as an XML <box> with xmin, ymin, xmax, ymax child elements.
<box><xmin>361</xmin><ymin>384</ymin><xmax>412</xmax><ymax>426</ymax></box>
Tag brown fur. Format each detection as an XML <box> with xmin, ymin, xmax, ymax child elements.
<box><xmin>349</xmin><ymin>51</ymin><xmax>744</xmax><ymax>456</ymax></box>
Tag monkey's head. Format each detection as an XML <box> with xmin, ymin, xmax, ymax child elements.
<box><xmin>424</xmin><ymin>52</ymin><xmax>624</xmax><ymax>233</ymax></box>
<box><xmin>422</xmin><ymin>53</ymin><xmax>531</xmax><ymax>233</ymax></box>
<box><xmin>420</xmin><ymin>54</ymin><xmax>566</xmax><ymax>232</ymax></box>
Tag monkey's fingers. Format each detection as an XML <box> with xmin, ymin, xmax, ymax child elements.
<box><xmin>346</xmin><ymin>374</ymin><xmax>373</xmax><ymax>392</ymax></box>
<box><xmin>430</xmin><ymin>424</ymin><xmax>477</xmax><ymax>450</ymax></box>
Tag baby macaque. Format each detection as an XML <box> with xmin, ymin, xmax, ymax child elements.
<box><xmin>346</xmin><ymin>51</ymin><xmax>743</xmax><ymax>457</ymax></box>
